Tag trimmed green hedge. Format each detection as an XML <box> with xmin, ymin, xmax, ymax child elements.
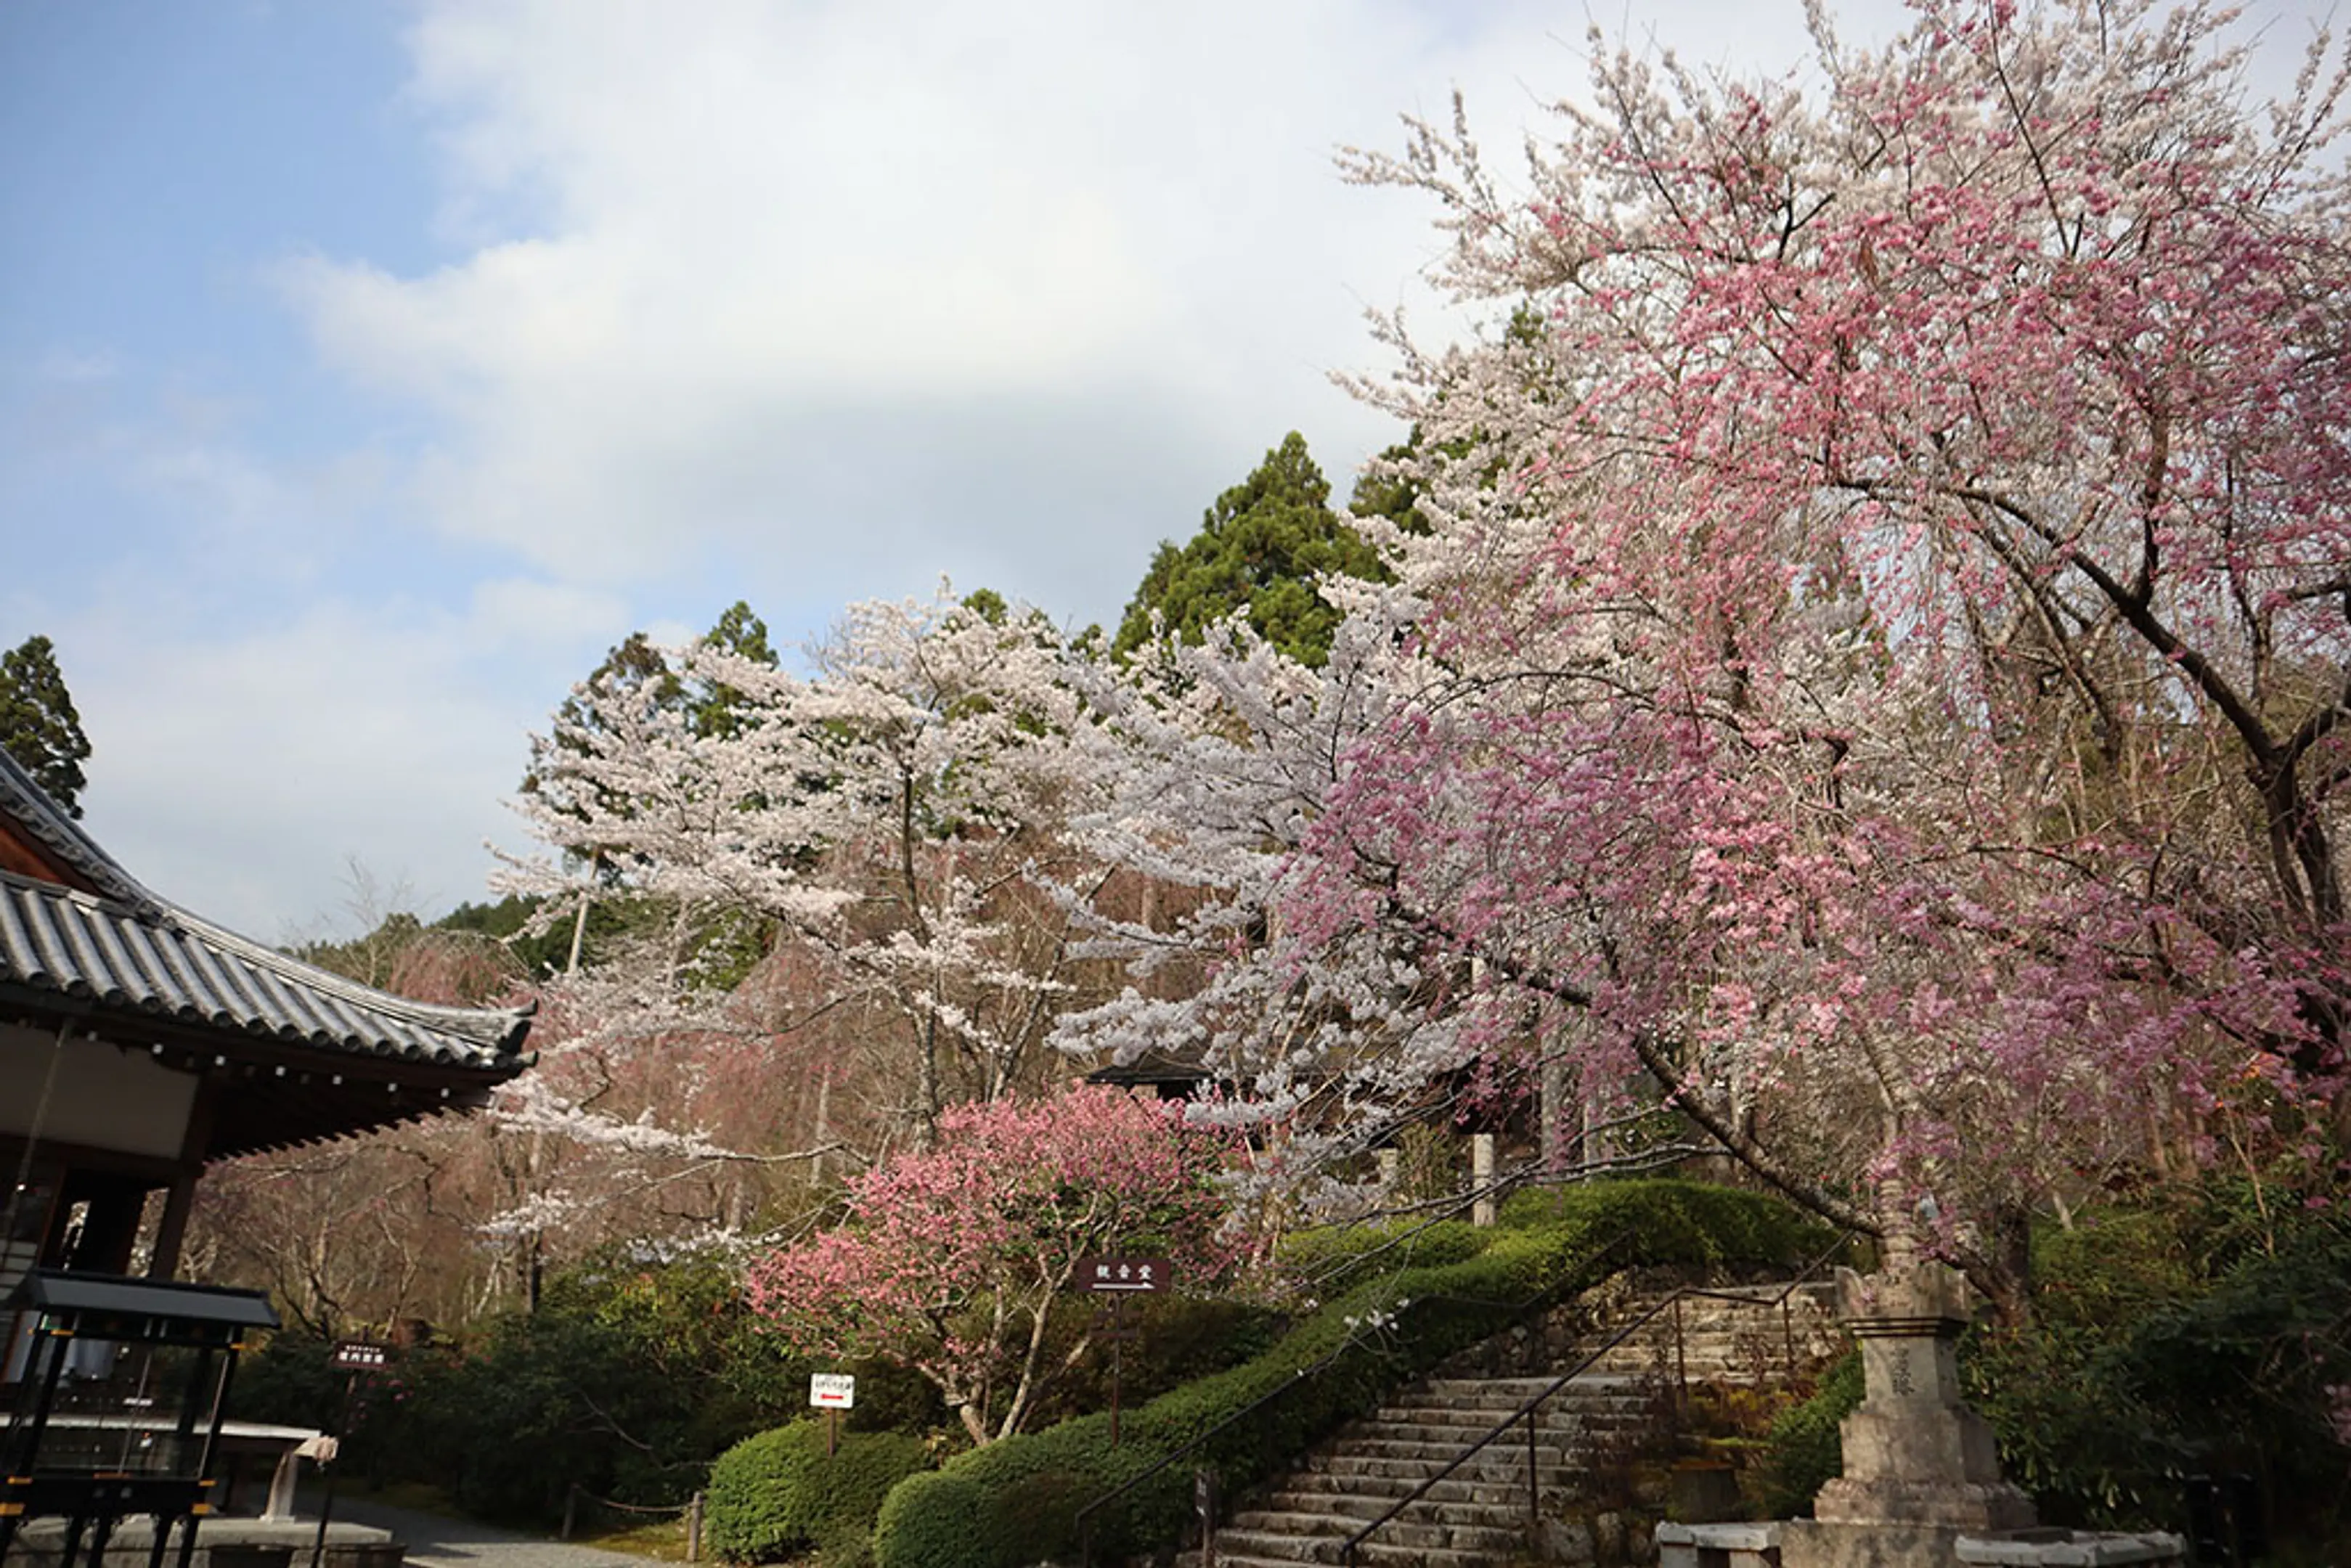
<box><xmin>871</xmin><ymin>1179</ymin><xmax>1835</xmax><ymax>1568</ymax></box>
<box><xmin>706</xmin><ymin>1419</ymin><xmax>930</xmax><ymax>1563</ymax></box>
<box><xmin>1494</xmin><ymin>1177</ymin><xmax>1834</xmax><ymax>1259</ymax></box>
<box><xmin>1275</xmin><ymin>1216</ymin><xmax>1486</xmax><ymax>1296</ymax></box>
<box><xmin>871</xmin><ymin>1472</ymin><xmax>990</xmax><ymax>1567</ymax></box>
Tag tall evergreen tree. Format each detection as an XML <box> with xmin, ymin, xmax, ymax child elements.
<box><xmin>1114</xmin><ymin>432</ymin><xmax>1388</xmax><ymax>667</ymax></box>
<box><xmin>0</xmin><ymin>635</ymin><xmax>91</xmax><ymax>817</ymax></box>
<box><xmin>518</xmin><ymin>603</ymin><xmax>783</xmax><ymax>974</ymax></box>
<box><xmin>523</xmin><ymin>601</ymin><xmax>781</xmax><ymax>804</ymax></box>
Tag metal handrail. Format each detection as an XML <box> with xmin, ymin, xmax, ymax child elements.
<box><xmin>1337</xmin><ymin>1228</ymin><xmax>1857</xmax><ymax>1567</ymax></box>
<box><xmin>1069</xmin><ymin>1227</ymin><xmax>1634</xmax><ymax>1566</ymax></box>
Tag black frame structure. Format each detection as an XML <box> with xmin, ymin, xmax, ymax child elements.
<box><xmin>1</xmin><ymin>1270</ymin><xmax>277</xmax><ymax>1568</ymax></box>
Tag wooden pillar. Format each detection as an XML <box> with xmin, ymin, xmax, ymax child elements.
<box><xmin>69</xmin><ymin>1178</ymin><xmax>145</xmax><ymax>1273</ymax></box>
<box><xmin>147</xmin><ymin>1072</ymin><xmax>217</xmax><ymax>1280</ymax></box>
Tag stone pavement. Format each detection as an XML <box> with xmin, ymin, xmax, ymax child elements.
<box><xmin>293</xmin><ymin>1492</ymin><xmax>661</xmax><ymax>1568</ymax></box>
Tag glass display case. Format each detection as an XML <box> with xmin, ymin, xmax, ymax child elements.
<box><xmin>0</xmin><ymin>1270</ymin><xmax>278</xmax><ymax>1568</ymax></box>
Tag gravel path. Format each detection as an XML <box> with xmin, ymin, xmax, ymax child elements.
<box><xmin>290</xmin><ymin>1490</ymin><xmax>665</xmax><ymax>1568</ymax></box>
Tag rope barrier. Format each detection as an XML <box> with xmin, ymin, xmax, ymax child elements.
<box><xmin>576</xmin><ymin>1493</ymin><xmax>693</xmax><ymax>1516</ymax></box>
<box><xmin>560</xmin><ymin>1485</ymin><xmax>704</xmax><ymax>1561</ymax></box>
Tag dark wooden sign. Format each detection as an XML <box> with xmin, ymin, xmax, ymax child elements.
<box><xmin>1077</xmin><ymin>1256</ymin><xmax>1169</xmax><ymax>1294</ymax></box>
<box><xmin>329</xmin><ymin>1341</ymin><xmax>388</xmax><ymax>1371</ymax></box>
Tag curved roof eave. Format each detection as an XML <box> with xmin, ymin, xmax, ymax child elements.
<box><xmin>0</xmin><ymin>749</ymin><xmax>532</xmax><ymax>1071</ymax></box>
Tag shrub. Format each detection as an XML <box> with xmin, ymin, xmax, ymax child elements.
<box><xmin>229</xmin><ymin>1249</ymin><xmax>869</xmax><ymax>1529</ymax></box>
<box><xmin>1751</xmin><ymin>1349</ymin><xmax>1863</xmax><ymax>1518</ymax></box>
<box><xmin>1275</xmin><ymin>1216</ymin><xmax>1486</xmax><ymax>1296</ymax></box>
<box><xmin>1024</xmin><ymin>1293</ymin><xmax>1287</xmax><ymax>1431</ymax></box>
<box><xmin>871</xmin><ymin>1178</ymin><xmax>1833</xmax><ymax>1568</ymax></box>
<box><xmin>705</xmin><ymin>1419</ymin><xmax>930</xmax><ymax>1564</ymax></box>
<box><xmin>871</xmin><ymin>1471</ymin><xmax>992</xmax><ymax>1568</ymax></box>
<box><xmin>1496</xmin><ymin>1177</ymin><xmax>1839</xmax><ymax>1266</ymax></box>
<box><xmin>1965</xmin><ymin>1192</ymin><xmax>2351</xmax><ymax>1543</ymax></box>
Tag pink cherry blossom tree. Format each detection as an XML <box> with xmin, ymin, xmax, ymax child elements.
<box><xmin>1258</xmin><ymin>0</ymin><xmax>2351</xmax><ymax>1304</ymax></box>
<box><xmin>746</xmin><ymin>1083</ymin><xmax>1232</xmax><ymax>1445</ymax></box>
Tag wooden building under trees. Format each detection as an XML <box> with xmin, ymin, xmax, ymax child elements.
<box><xmin>0</xmin><ymin>746</ymin><xmax>533</xmax><ymax>1377</ymax></box>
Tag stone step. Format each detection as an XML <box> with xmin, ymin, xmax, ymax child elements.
<box><xmin>1182</xmin><ymin>1541</ymin><xmax>1498</xmax><ymax>1568</ymax></box>
<box><xmin>1332</xmin><ymin>1432</ymin><xmax>1646</xmax><ymax>1465</ymax></box>
<box><xmin>1377</xmin><ymin>1388</ymin><xmax>1655</xmax><ymax>1421</ymax></box>
<box><xmin>1307</xmin><ymin>1460</ymin><xmax>1558</xmax><ymax>1491</ymax></box>
<box><xmin>1263</xmin><ymin>1482</ymin><xmax>1527</xmax><ymax>1518</ymax></box>
<box><xmin>1218</xmin><ymin>1514</ymin><xmax>1525</xmax><ymax>1558</ymax></box>
<box><xmin>1315</xmin><ymin>1431</ymin><xmax>1571</xmax><ymax>1461</ymax></box>
<box><xmin>1364</xmin><ymin>1410</ymin><xmax>1648</xmax><ymax>1437</ymax></box>
<box><xmin>1230</xmin><ymin>1498</ymin><xmax>1528</xmax><ymax>1536</ymax></box>
<box><xmin>1324</xmin><ymin>1426</ymin><xmax>1648</xmax><ymax>1467</ymax></box>
<box><xmin>1421</xmin><ymin>1373</ymin><xmax>1646</xmax><ymax>1400</ymax></box>
<box><xmin>1309</xmin><ymin>1444</ymin><xmax>1570</xmax><ymax>1478</ymax></box>
<box><xmin>1377</xmin><ymin>1397</ymin><xmax>1605</xmax><ymax>1421</ymax></box>
<box><xmin>1271</xmin><ymin>1470</ymin><xmax>1504</xmax><ymax>1505</ymax></box>
<box><xmin>1259</xmin><ymin>1470</ymin><xmax>1538</xmax><ymax>1506</ymax></box>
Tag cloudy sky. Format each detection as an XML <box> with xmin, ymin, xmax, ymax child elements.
<box><xmin>1</xmin><ymin>0</ymin><xmax>2334</xmax><ymax>942</ymax></box>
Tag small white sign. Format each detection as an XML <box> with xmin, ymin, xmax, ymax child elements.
<box><xmin>809</xmin><ymin>1373</ymin><xmax>856</xmax><ymax>1410</ymax></box>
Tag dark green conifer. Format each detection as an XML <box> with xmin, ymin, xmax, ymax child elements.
<box><xmin>0</xmin><ymin>634</ymin><xmax>91</xmax><ymax>817</ymax></box>
<box><xmin>1114</xmin><ymin>432</ymin><xmax>1389</xmax><ymax>667</ymax></box>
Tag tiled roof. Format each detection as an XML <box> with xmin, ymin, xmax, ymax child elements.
<box><xmin>0</xmin><ymin>749</ymin><xmax>530</xmax><ymax>1070</ymax></box>
<box><xmin>0</xmin><ymin>743</ymin><xmax>150</xmax><ymax>905</ymax></box>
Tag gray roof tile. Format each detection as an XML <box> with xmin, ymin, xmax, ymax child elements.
<box><xmin>0</xmin><ymin>748</ymin><xmax>529</xmax><ymax>1070</ymax></box>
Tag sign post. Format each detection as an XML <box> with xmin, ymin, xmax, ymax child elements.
<box><xmin>808</xmin><ymin>1373</ymin><xmax>855</xmax><ymax>1457</ymax></box>
<box><xmin>1075</xmin><ymin>1258</ymin><xmax>1168</xmax><ymax>1447</ymax></box>
<box><xmin>311</xmin><ymin>1342</ymin><xmax>389</xmax><ymax>1568</ymax></box>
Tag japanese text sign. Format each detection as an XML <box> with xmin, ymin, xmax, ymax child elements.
<box><xmin>1078</xmin><ymin>1256</ymin><xmax>1169</xmax><ymax>1294</ymax></box>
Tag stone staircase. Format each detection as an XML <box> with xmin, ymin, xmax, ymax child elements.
<box><xmin>1584</xmin><ymin>1278</ymin><xmax>1841</xmax><ymax>1389</ymax></box>
<box><xmin>1201</xmin><ymin>1373</ymin><xmax>1657</xmax><ymax>1566</ymax></box>
<box><xmin>1183</xmin><ymin>1281</ymin><xmax>1842</xmax><ymax>1568</ymax></box>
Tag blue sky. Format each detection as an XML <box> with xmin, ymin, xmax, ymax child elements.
<box><xmin>3</xmin><ymin>0</ymin><xmax>2336</xmax><ymax>942</ymax></box>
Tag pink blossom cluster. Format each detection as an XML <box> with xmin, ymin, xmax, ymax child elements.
<box><xmin>746</xmin><ymin>1084</ymin><xmax>1231</xmax><ymax>1444</ymax></box>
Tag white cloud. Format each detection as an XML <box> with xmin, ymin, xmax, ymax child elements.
<box><xmin>278</xmin><ymin>0</ymin><xmax>1599</xmax><ymax>613</ymax></box>
<box><xmin>65</xmin><ymin>589</ymin><xmax>606</xmax><ymax>944</ymax></box>
<box><xmin>468</xmin><ymin>576</ymin><xmax>633</xmax><ymax>653</ymax></box>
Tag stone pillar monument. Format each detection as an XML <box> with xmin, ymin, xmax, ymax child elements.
<box><xmin>1781</xmin><ymin>1257</ymin><xmax>2036</xmax><ymax>1568</ymax></box>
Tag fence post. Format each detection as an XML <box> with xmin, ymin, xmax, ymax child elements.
<box><xmin>561</xmin><ymin>1484</ymin><xmax>578</xmax><ymax>1542</ymax></box>
<box><xmin>1671</xmin><ymin>1296</ymin><xmax>1688</xmax><ymax>1424</ymax></box>
<box><xmin>1525</xmin><ymin>1406</ymin><xmax>1539</xmax><ymax>1539</ymax></box>
<box><xmin>687</xmin><ymin>1491</ymin><xmax>703</xmax><ymax>1563</ymax></box>
<box><xmin>1471</xmin><ymin>1134</ymin><xmax>1496</xmax><ymax>1227</ymax></box>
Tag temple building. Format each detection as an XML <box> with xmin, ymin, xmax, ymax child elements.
<box><xmin>0</xmin><ymin>745</ymin><xmax>533</xmax><ymax>1374</ymax></box>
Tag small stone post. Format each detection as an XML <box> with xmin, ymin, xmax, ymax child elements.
<box><xmin>1471</xmin><ymin>1133</ymin><xmax>1496</xmax><ymax>1227</ymax></box>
